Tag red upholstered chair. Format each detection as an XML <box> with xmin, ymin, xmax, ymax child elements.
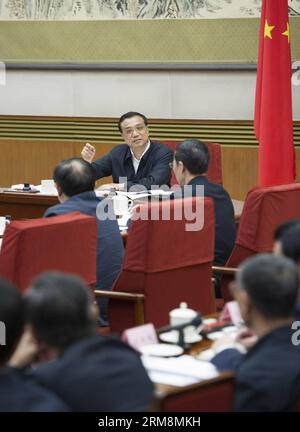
<box><xmin>153</xmin><ymin>371</ymin><xmax>235</xmax><ymax>412</ymax></box>
<box><xmin>96</xmin><ymin>197</ymin><xmax>215</xmax><ymax>334</ymax></box>
<box><xmin>216</xmin><ymin>183</ymin><xmax>300</xmax><ymax>301</ymax></box>
<box><xmin>0</xmin><ymin>212</ymin><xmax>97</xmax><ymax>292</ymax></box>
<box><xmin>161</xmin><ymin>140</ymin><xmax>223</xmax><ymax>186</ymax></box>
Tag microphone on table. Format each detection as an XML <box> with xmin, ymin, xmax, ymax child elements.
<box><xmin>157</xmin><ymin>313</ymin><xmax>202</xmax><ymax>349</ymax></box>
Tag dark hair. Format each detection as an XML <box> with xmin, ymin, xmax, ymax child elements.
<box><xmin>237</xmin><ymin>254</ymin><xmax>299</xmax><ymax>320</ymax></box>
<box><xmin>0</xmin><ymin>278</ymin><xmax>24</xmax><ymax>365</ymax></box>
<box><xmin>174</xmin><ymin>140</ymin><xmax>210</xmax><ymax>175</ymax></box>
<box><xmin>280</xmin><ymin>225</ymin><xmax>300</xmax><ymax>264</ymax></box>
<box><xmin>53</xmin><ymin>158</ymin><xmax>95</xmax><ymax>197</ymax></box>
<box><xmin>25</xmin><ymin>272</ymin><xmax>96</xmax><ymax>351</ymax></box>
<box><xmin>118</xmin><ymin>111</ymin><xmax>148</xmax><ymax>133</ymax></box>
<box><xmin>273</xmin><ymin>218</ymin><xmax>300</xmax><ymax>241</ymax></box>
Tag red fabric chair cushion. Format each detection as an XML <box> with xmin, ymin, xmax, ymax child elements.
<box><xmin>0</xmin><ymin>212</ymin><xmax>97</xmax><ymax>292</ymax></box>
<box><xmin>221</xmin><ymin>183</ymin><xmax>300</xmax><ymax>301</ymax></box>
<box><xmin>124</xmin><ymin>198</ymin><xmax>214</xmax><ymax>273</ymax></box>
<box><xmin>109</xmin><ymin>197</ymin><xmax>216</xmax><ymax>332</ymax></box>
<box><xmin>237</xmin><ymin>183</ymin><xmax>300</xmax><ymax>252</ymax></box>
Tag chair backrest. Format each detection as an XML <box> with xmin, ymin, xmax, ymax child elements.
<box><xmin>108</xmin><ymin>197</ymin><xmax>215</xmax><ymax>333</ymax></box>
<box><xmin>160</xmin><ymin>140</ymin><xmax>223</xmax><ymax>186</ymax></box>
<box><xmin>295</xmin><ymin>392</ymin><xmax>300</xmax><ymax>412</ymax></box>
<box><xmin>0</xmin><ymin>212</ymin><xmax>97</xmax><ymax>292</ymax></box>
<box><xmin>221</xmin><ymin>183</ymin><xmax>300</xmax><ymax>301</ymax></box>
<box><xmin>153</xmin><ymin>372</ymin><xmax>235</xmax><ymax>412</ymax></box>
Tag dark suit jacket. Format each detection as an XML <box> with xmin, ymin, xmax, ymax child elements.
<box><xmin>212</xmin><ymin>303</ymin><xmax>300</xmax><ymax>374</ymax></box>
<box><xmin>32</xmin><ymin>335</ymin><xmax>154</xmax><ymax>412</ymax></box>
<box><xmin>44</xmin><ymin>191</ymin><xmax>124</xmax><ymax>325</ymax></box>
<box><xmin>213</xmin><ymin>326</ymin><xmax>300</xmax><ymax>412</ymax></box>
<box><xmin>92</xmin><ymin>140</ymin><xmax>173</xmax><ymax>190</ymax></box>
<box><xmin>0</xmin><ymin>367</ymin><xmax>69</xmax><ymax>412</ymax></box>
<box><xmin>295</xmin><ymin>299</ymin><xmax>300</xmax><ymax>320</ymax></box>
<box><xmin>173</xmin><ymin>176</ymin><xmax>236</xmax><ymax>265</ymax></box>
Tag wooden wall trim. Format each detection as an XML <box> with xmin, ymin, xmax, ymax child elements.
<box><xmin>1</xmin><ymin>116</ymin><xmax>299</xmax><ymax>200</ymax></box>
<box><xmin>0</xmin><ymin>115</ymin><xmax>299</xmax><ymax>148</ymax></box>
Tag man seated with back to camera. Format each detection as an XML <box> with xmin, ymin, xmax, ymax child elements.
<box><xmin>273</xmin><ymin>219</ymin><xmax>300</xmax><ymax>320</ymax></box>
<box><xmin>81</xmin><ymin>111</ymin><xmax>173</xmax><ymax>191</ymax></box>
<box><xmin>210</xmin><ymin>254</ymin><xmax>300</xmax><ymax>412</ymax></box>
<box><xmin>172</xmin><ymin>139</ymin><xmax>236</xmax><ymax>271</ymax></box>
<box><xmin>43</xmin><ymin>158</ymin><xmax>124</xmax><ymax>326</ymax></box>
<box><xmin>11</xmin><ymin>272</ymin><xmax>153</xmax><ymax>412</ymax></box>
<box><xmin>0</xmin><ymin>277</ymin><xmax>69</xmax><ymax>412</ymax></box>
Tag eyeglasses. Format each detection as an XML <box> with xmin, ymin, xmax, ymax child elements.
<box><xmin>122</xmin><ymin>124</ymin><xmax>147</xmax><ymax>136</ymax></box>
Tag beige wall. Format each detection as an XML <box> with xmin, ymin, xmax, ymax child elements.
<box><xmin>1</xmin><ymin>69</ymin><xmax>299</xmax><ymax>120</ymax></box>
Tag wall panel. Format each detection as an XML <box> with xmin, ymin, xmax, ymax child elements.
<box><xmin>0</xmin><ymin>116</ymin><xmax>299</xmax><ymax>200</ymax></box>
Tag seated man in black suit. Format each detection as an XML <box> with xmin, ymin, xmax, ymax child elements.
<box><xmin>81</xmin><ymin>111</ymin><xmax>173</xmax><ymax>191</ymax></box>
<box><xmin>210</xmin><ymin>219</ymin><xmax>300</xmax><ymax>371</ymax></box>
<box><xmin>274</xmin><ymin>221</ymin><xmax>300</xmax><ymax>320</ymax></box>
<box><xmin>172</xmin><ymin>139</ymin><xmax>236</xmax><ymax>266</ymax></box>
<box><xmin>19</xmin><ymin>272</ymin><xmax>153</xmax><ymax>412</ymax></box>
<box><xmin>211</xmin><ymin>254</ymin><xmax>300</xmax><ymax>411</ymax></box>
<box><xmin>44</xmin><ymin>158</ymin><xmax>124</xmax><ymax>326</ymax></box>
<box><xmin>273</xmin><ymin>218</ymin><xmax>300</xmax><ymax>256</ymax></box>
<box><xmin>0</xmin><ymin>277</ymin><xmax>68</xmax><ymax>412</ymax></box>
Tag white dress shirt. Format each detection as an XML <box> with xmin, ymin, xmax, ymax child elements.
<box><xmin>130</xmin><ymin>141</ymin><xmax>150</xmax><ymax>174</ymax></box>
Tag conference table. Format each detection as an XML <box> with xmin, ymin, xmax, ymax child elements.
<box><xmin>153</xmin><ymin>313</ymin><xmax>236</xmax><ymax>411</ymax></box>
<box><xmin>0</xmin><ymin>188</ymin><xmax>244</xmax><ymax>222</ymax></box>
<box><xmin>0</xmin><ymin>189</ymin><xmax>237</xmax><ymax>407</ymax></box>
<box><xmin>0</xmin><ymin>189</ymin><xmax>58</xmax><ymax>220</ymax></box>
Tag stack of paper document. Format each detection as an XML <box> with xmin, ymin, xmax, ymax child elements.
<box><xmin>10</xmin><ymin>185</ymin><xmax>58</xmax><ymax>196</ymax></box>
<box><xmin>10</xmin><ymin>184</ymin><xmax>37</xmax><ymax>192</ymax></box>
<box><xmin>116</xmin><ymin>191</ymin><xmax>150</xmax><ymax>200</ymax></box>
<box><xmin>142</xmin><ymin>354</ymin><xmax>218</xmax><ymax>387</ymax></box>
<box><xmin>117</xmin><ymin>190</ymin><xmax>173</xmax><ymax>200</ymax></box>
<box><xmin>94</xmin><ymin>189</ymin><xmax>173</xmax><ymax>200</ymax></box>
<box><xmin>149</xmin><ymin>189</ymin><xmax>173</xmax><ymax>197</ymax></box>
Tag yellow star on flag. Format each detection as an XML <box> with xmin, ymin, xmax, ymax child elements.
<box><xmin>264</xmin><ymin>20</ymin><xmax>275</xmax><ymax>39</ymax></box>
<box><xmin>282</xmin><ymin>22</ymin><xmax>290</xmax><ymax>43</ymax></box>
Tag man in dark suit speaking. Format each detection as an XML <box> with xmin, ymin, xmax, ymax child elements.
<box><xmin>81</xmin><ymin>111</ymin><xmax>173</xmax><ymax>191</ymax></box>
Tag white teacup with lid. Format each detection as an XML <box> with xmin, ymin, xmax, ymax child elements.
<box><xmin>169</xmin><ymin>302</ymin><xmax>197</xmax><ymax>326</ymax></box>
<box><xmin>169</xmin><ymin>302</ymin><xmax>202</xmax><ymax>342</ymax></box>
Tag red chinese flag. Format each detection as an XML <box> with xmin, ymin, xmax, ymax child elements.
<box><xmin>254</xmin><ymin>0</ymin><xmax>295</xmax><ymax>186</ymax></box>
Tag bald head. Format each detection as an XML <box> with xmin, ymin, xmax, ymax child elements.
<box><xmin>53</xmin><ymin>158</ymin><xmax>95</xmax><ymax>197</ymax></box>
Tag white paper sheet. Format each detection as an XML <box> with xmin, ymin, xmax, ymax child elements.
<box><xmin>142</xmin><ymin>354</ymin><xmax>218</xmax><ymax>386</ymax></box>
<box><xmin>116</xmin><ymin>191</ymin><xmax>150</xmax><ymax>200</ymax></box>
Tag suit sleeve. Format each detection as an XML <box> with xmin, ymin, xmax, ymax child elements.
<box><xmin>211</xmin><ymin>348</ymin><xmax>243</xmax><ymax>372</ymax></box>
<box><xmin>126</xmin><ymin>149</ymin><xmax>173</xmax><ymax>190</ymax></box>
<box><xmin>91</xmin><ymin>152</ymin><xmax>113</xmax><ymax>180</ymax></box>
<box><xmin>43</xmin><ymin>207</ymin><xmax>58</xmax><ymax>217</ymax></box>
